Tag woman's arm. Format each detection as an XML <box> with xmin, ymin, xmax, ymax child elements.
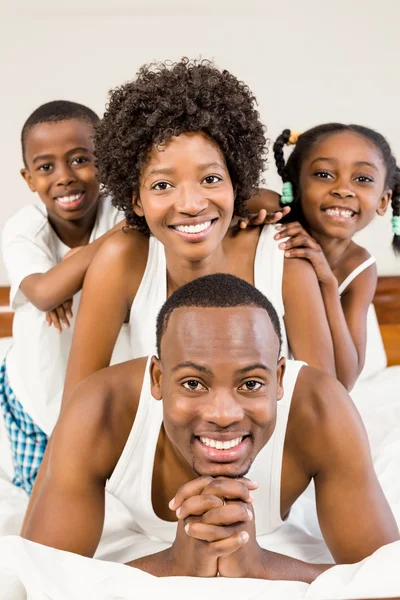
<box><xmin>20</xmin><ymin>220</ymin><xmax>126</xmax><ymax>312</ymax></box>
<box><xmin>283</xmin><ymin>257</ymin><xmax>336</xmax><ymax>377</ymax></box>
<box><xmin>61</xmin><ymin>229</ymin><xmax>148</xmax><ymax>405</ymax></box>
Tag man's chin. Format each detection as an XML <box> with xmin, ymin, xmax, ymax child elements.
<box><xmin>193</xmin><ymin>460</ymin><xmax>253</xmax><ymax>479</ymax></box>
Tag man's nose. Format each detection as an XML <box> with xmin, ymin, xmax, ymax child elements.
<box><xmin>200</xmin><ymin>391</ymin><xmax>245</xmax><ymax>428</ymax></box>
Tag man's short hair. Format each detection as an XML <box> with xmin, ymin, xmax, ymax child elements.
<box><xmin>156</xmin><ymin>273</ymin><xmax>282</xmax><ymax>356</ymax></box>
<box><xmin>21</xmin><ymin>100</ymin><xmax>100</xmax><ymax>165</ymax></box>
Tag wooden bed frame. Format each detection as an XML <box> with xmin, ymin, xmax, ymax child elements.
<box><xmin>0</xmin><ymin>278</ymin><xmax>399</xmax><ymax>365</ymax></box>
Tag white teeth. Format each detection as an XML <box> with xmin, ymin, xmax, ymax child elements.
<box><xmin>325</xmin><ymin>208</ymin><xmax>354</xmax><ymax>218</ymax></box>
<box><xmin>174</xmin><ymin>220</ymin><xmax>212</xmax><ymax>234</ymax></box>
<box><xmin>200</xmin><ymin>436</ymin><xmax>243</xmax><ymax>450</ymax></box>
<box><xmin>56</xmin><ymin>193</ymin><xmax>82</xmax><ymax>204</ymax></box>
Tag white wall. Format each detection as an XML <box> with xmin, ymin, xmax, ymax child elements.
<box><xmin>1</xmin><ymin>0</ymin><xmax>400</xmax><ymax>283</ymax></box>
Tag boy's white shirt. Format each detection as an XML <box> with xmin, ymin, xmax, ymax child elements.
<box><xmin>1</xmin><ymin>196</ymin><xmax>129</xmax><ymax>435</ymax></box>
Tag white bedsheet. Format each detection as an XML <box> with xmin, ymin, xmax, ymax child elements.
<box><xmin>0</xmin><ymin>358</ymin><xmax>398</xmax><ymax>598</ymax></box>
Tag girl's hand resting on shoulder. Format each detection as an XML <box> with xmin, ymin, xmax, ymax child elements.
<box><xmin>275</xmin><ymin>222</ymin><xmax>335</xmax><ymax>287</ymax></box>
<box><xmin>236</xmin><ymin>206</ymin><xmax>291</xmax><ymax>229</ymax></box>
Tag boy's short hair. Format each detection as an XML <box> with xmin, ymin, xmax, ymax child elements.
<box><xmin>21</xmin><ymin>100</ymin><xmax>100</xmax><ymax>166</ymax></box>
<box><xmin>156</xmin><ymin>273</ymin><xmax>282</xmax><ymax>357</ymax></box>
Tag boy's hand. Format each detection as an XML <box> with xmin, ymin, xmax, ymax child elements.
<box><xmin>238</xmin><ymin>206</ymin><xmax>291</xmax><ymax>229</ymax></box>
<box><xmin>275</xmin><ymin>222</ymin><xmax>335</xmax><ymax>287</ymax></box>
<box><xmin>46</xmin><ymin>298</ymin><xmax>73</xmax><ymax>333</ymax></box>
<box><xmin>168</xmin><ymin>476</ymin><xmax>257</xmax><ymax>577</ymax></box>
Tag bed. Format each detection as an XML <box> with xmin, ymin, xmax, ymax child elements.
<box><xmin>0</xmin><ymin>280</ymin><xmax>399</xmax><ymax>599</ymax></box>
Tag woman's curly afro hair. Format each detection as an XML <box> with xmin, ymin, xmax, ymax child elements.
<box><xmin>95</xmin><ymin>58</ymin><xmax>267</xmax><ymax>235</ymax></box>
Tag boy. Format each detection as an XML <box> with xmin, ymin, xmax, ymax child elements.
<box><xmin>0</xmin><ymin>100</ymin><xmax>129</xmax><ymax>494</ymax></box>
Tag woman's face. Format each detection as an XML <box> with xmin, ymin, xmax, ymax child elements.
<box><xmin>134</xmin><ymin>132</ymin><xmax>235</xmax><ymax>262</ymax></box>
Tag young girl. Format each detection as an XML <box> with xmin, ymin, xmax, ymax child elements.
<box><xmin>60</xmin><ymin>59</ymin><xmax>336</xmax><ymax>404</ymax></box>
<box><xmin>1</xmin><ymin>101</ymin><xmax>129</xmax><ymax>494</ymax></box>
<box><xmin>249</xmin><ymin>124</ymin><xmax>399</xmax><ymax>390</ymax></box>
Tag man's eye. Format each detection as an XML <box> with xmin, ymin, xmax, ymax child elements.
<box><xmin>152</xmin><ymin>181</ymin><xmax>172</xmax><ymax>191</ymax></box>
<box><xmin>183</xmin><ymin>380</ymin><xmax>206</xmax><ymax>391</ymax></box>
<box><xmin>202</xmin><ymin>175</ymin><xmax>222</xmax><ymax>185</ymax></box>
<box><xmin>314</xmin><ymin>171</ymin><xmax>332</xmax><ymax>180</ymax></box>
<box><xmin>38</xmin><ymin>164</ymin><xmax>52</xmax><ymax>172</ymax></box>
<box><xmin>239</xmin><ymin>381</ymin><xmax>263</xmax><ymax>392</ymax></box>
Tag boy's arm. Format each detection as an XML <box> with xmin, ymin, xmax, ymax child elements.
<box><xmin>19</xmin><ymin>220</ymin><xmax>125</xmax><ymax>312</ymax></box>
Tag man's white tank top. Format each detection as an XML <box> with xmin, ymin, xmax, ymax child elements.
<box><xmin>129</xmin><ymin>225</ymin><xmax>289</xmax><ymax>359</ymax></box>
<box><xmin>105</xmin><ymin>359</ymin><xmax>304</xmax><ymax>542</ymax></box>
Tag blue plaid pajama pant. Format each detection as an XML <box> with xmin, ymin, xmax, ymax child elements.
<box><xmin>0</xmin><ymin>360</ymin><xmax>48</xmax><ymax>495</ymax></box>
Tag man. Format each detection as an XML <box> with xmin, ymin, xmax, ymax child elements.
<box><xmin>22</xmin><ymin>274</ymin><xmax>399</xmax><ymax>582</ymax></box>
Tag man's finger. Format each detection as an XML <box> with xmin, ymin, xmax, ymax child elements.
<box><xmin>200</xmin><ymin>478</ymin><xmax>257</xmax><ymax>504</ymax></box>
<box><xmin>176</xmin><ymin>494</ymin><xmax>224</xmax><ymax>520</ymax></box>
<box><xmin>48</xmin><ymin>311</ymin><xmax>62</xmax><ymax>333</ymax></box>
<box><xmin>184</xmin><ymin>522</ymin><xmax>243</xmax><ymax>543</ymax></box>
<box><xmin>169</xmin><ymin>476</ymin><xmax>214</xmax><ymax>510</ymax></box>
<box><xmin>56</xmin><ymin>305</ymin><xmax>70</xmax><ymax>329</ymax></box>
<box><xmin>200</xmin><ymin>502</ymin><xmax>253</xmax><ymax>526</ymax></box>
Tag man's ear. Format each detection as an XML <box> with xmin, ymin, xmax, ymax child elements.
<box><xmin>276</xmin><ymin>356</ymin><xmax>286</xmax><ymax>402</ymax></box>
<box><xmin>21</xmin><ymin>168</ymin><xmax>36</xmax><ymax>192</ymax></box>
<box><xmin>132</xmin><ymin>193</ymin><xmax>144</xmax><ymax>217</ymax></box>
<box><xmin>376</xmin><ymin>189</ymin><xmax>392</xmax><ymax>216</ymax></box>
<box><xmin>150</xmin><ymin>355</ymin><xmax>162</xmax><ymax>401</ymax></box>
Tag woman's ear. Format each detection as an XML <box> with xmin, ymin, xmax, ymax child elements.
<box><xmin>150</xmin><ymin>355</ymin><xmax>162</xmax><ymax>401</ymax></box>
<box><xmin>132</xmin><ymin>193</ymin><xmax>144</xmax><ymax>217</ymax></box>
<box><xmin>21</xmin><ymin>168</ymin><xmax>36</xmax><ymax>192</ymax></box>
<box><xmin>376</xmin><ymin>189</ymin><xmax>392</xmax><ymax>216</ymax></box>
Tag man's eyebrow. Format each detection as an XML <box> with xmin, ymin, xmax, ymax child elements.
<box><xmin>235</xmin><ymin>363</ymin><xmax>272</xmax><ymax>376</ymax></box>
<box><xmin>171</xmin><ymin>361</ymin><xmax>214</xmax><ymax>377</ymax></box>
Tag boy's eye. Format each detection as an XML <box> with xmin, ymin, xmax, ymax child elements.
<box><xmin>151</xmin><ymin>181</ymin><xmax>172</xmax><ymax>191</ymax></box>
<box><xmin>314</xmin><ymin>171</ymin><xmax>333</xmax><ymax>180</ymax></box>
<box><xmin>202</xmin><ymin>175</ymin><xmax>222</xmax><ymax>185</ymax></box>
<box><xmin>71</xmin><ymin>157</ymin><xmax>89</xmax><ymax>166</ymax></box>
<box><xmin>183</xmin><ymin>380</ymin><xmax>206</xmax><ymax>391</ymax></box>
<box><xmin>239</xmin><ymin>380</ymin><xmax>263</xmax><ymax>392</ymax></box>
<box><xmin>37</xmin><ymin>164</ymin><xmax>52</xmax><ymax>172</ymax></box>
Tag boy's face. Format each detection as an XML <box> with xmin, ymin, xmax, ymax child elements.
<box><xmin>21</xmin><ymin>119</ymin><xmax>100</xmax><ymax>224</ymax></box>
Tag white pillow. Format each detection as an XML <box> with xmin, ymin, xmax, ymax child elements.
<box><xmin>358</xmin><ymin>305</ymin><xmax>387</xmax><ymax>381</ymax></box>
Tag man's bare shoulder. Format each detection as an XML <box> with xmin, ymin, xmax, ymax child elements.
<box><xmin>286</xmin><ymin>365</ymin><xmax>368</xmax><ymax>471</ymax></box>
<box><xmin>58</xmin><ymin>358</ymin><xmax>148</xmax><ymax>473</ymax></box>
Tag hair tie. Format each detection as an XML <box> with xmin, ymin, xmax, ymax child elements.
<box><xmin>392</xmin><ymin>215</ymin><xmax>400</xmax><ymax>236</ymax></box>
<box><xmin>288</xmin><ymin>131</ymin><xmax>301</xmax><ymax>145</ymax></box>
<box><xmin>281</xmin><ymin>181</ymin><xmax>294</xmax><ymax>205</ymax></box>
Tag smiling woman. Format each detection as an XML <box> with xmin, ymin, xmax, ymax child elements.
<box><xmin>59</xmin><ymin>58</ymin><xmax>336</xmax><ymax>411</ymax></box>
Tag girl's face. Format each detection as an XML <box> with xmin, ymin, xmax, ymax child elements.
<box><xmin>298</xmin><ymin>131</ymin><xmax>391</xmax><ymax>239</ymax></box>
<box><xmin>134</xmin><ymin>132</ymin><xmax>235</xmax><ymax>261</ymax></box>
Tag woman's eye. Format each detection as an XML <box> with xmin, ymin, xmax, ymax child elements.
<box><xmin>240</xmin><ymin>380</ymin><xmax>263</xmax><ymax>392</ymax></box>
<box><xmin>152</xmin><ymin>181</ymin><xmax>172</xmax><ymax>191</ymax></box>
<box><xmin>202</xmin><ymin>175</ymin><xmax>222</xmax><ymax>185</ymax></box>
<box><xmin>314</xmin><ymin>171</ymin><xmax>333</xmax><ymax>180</ymax></box>
<box><xmin>355</xmin><ymin>175</ymin><xmax>374</xmax><ymax>183</ymax></box>
<box><xmin>183</xmin><ymin>380</ymin><xmax>206</xmax><ymax>391</ymax></box>
<box><xmin>38</xmin><ymin>164</ymin><xmax>52</xmax><ymax>172</ymax></box>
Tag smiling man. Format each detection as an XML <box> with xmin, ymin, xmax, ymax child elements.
<box><xmin>22</xmin><ymin>274</ymin><xmax>399</xmax><ymax>581</ymax></box>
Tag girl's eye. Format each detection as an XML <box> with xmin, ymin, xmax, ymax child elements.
<box><xmin>314</xmin><ymin>171</ymin><xmax>333</xmax><ymax>180</ymax></box>
<box><xmin>202</xmin><ymin>175</ymin><xmax>222</xmax><ymax>185</ymax></box>
<box><xmin>183</xmin><ymin>380</ymin><xmax>206</xmax><ymax>391</ymax></box>
<box><xmin>152</xmin><ymin>181</ymin><xmax>172</xmax><ymax>191</ymax></box>
<box><xmin>239</xmin><ymin>380</ymin><xmax>263</xmax><ymax>392</ymax></box>
<box><xmin>355</xmin><ymin>175</ymin><xmax>374</xmax><ymax>183</ymax></box>
<box><xmin>37</xmin><ymin>164</ymin><xmax>52</xmax><ymax>172</ymax></box>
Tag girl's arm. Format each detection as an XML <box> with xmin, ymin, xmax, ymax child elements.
<box><xmin>277</xmin><ymin>222</ymin><xmax>374</xmax><ymax>390</ymax></box>
<box><xmin>320</xmin><ymin>264</ymin><xmax>377</xmax><ymax>391</ymax></box>
<box><xmin>61</xmin><ymin>229</ymin><xmax>148</xmax><ymax>406</ymax></box>
<box><xmin>283</xmin><ymin>257</ymin><xmax>336</xmax><ymax>378</ymax></box>
<box><xmin>19</xmin><ymin>220</ymin><xmax>126</xmax><ymax>312</ymax></box>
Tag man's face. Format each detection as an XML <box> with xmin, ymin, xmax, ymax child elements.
<box><xmin>151</xmin><ymin>306</ymin><xmax>285</xmax><ymax>478</ymax></box>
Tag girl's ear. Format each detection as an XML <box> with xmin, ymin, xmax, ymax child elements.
<box><xmin>150</xmin><ymin>355</ymin><xmax>162</xmax><ymax>401</ymax></box>
<box><xmin>132</xmin><ymin>193</ymin><xmax>144</xmax><ymax>217</ymax></box>
<box><xmin>21</xmin><ymin>168</ymin><xmax>36</xmax><ymax>192</ymax></box>
<box><xmin>376</xmin><ymin>189</ymin><xmax>392</xmax><ymax>216</ymax></box>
